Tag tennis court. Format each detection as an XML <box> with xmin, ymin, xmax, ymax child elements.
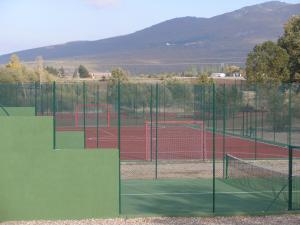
<box><xmin>121</xmin><ymin>177</ymin><xmax>293</xmax><ymax>216</ymax></box>
<box><xmin>2</xmin><ymin>82</ymin><xmax>300</xmax><ymax>216</ymax></box>
<box><xmin>47</xmin><ymin>82</ymin><xmax>300</xmax><ymax>215</ymax></box>
<box><xmin>81</xmin><ymin>123</ymin><xmax>293</xmax><ymax>161</ymax></box>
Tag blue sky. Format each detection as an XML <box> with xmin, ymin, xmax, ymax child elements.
<box><xmin>0</xmin><ymin>0</ymin><xmax>299</xmax><ymax>54</ymax></box>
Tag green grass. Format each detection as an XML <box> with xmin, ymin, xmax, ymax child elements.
<box><xmin>0</xmin><ymin>117</ymin><xmax>119</xmax><ymax>221</ymax></box>
<box><xmin>121</xmin><ymin>178</ymin><xmax>288</xmax><ymax>216</ymax></box>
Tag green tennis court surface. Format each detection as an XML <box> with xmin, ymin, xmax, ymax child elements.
<box><xmin>121</xmin><ymin>178</ymin><xmax>289</xmax><ymax>216</ymax></box>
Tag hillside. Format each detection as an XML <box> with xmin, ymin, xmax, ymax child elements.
<box><xmin>0</xmin><ymin>1</ymin><xmax>299</xmax><ymax>73</ymax></box>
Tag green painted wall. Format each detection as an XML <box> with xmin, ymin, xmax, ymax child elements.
<box><xmin>0</xmin><ymin>117</ymin><xmax>119</xmax><ymax>221</ymax></box>
<box><xmin>0</xmin><ymin>107</ymin><xmax>35</xmax><ymax>116</ymax></box>
<box><xmin>56</xmin><ymin>131</ymin><xmax>84</xmax><ymax>149</ymax></box>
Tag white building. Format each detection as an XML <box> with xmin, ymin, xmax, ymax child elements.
<box><xmin>210</xmin><ymin>73</ymin><xmax>226</xmax><ymax>78</ymax></box>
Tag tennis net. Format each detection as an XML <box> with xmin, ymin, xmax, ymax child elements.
<box><xmin>224</xmin><ymin>154</ymin><xmax>289</xmax><ymax>209</ymax></box>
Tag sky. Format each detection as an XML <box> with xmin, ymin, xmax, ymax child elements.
<box><xmin>0</xmin><ymin>0</ymin><xmax>299</xmax><ymax>54</ymax></box>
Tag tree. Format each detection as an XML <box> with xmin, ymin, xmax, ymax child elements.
<box><xmin>246</xmin><ymin>41</ymin><xmax>290</xmax><ymax>84</ymax></box>
<box><xmin>78</xmin><ymin>65</ymin><xmax>90</xmax><ymax>78</ymax></box>
<box><xmin>45</xmin><ymin>66</ymin><xmax>59</xmax><ymax>76</ymax></box>
<box><xmin>196</xmin><ymin>73</ymin><xmax>214</xmax><ymax>85</ymax></box>
<box><xmin>278</xmin><ymin>15</ymin><xmax>300</xmax><ymax>82</ymax></box>
<box><xmin>0</xmin><ymin>54</ymin><xmax>54</xmax><ymax>84</ymax></box>
<box><xmin>6</xmin><ymin>54</ymin><xmax>22</xmax><ymax>70</ymax></box>
<box><xmin>109</xmin><ymin>68</ymin><xmax>129</xmax><ymax>85</ymax></box>
<box><xmin>73</xmin><ymin>69</ymin><xmax>79</xmax><ymax>79</ymax></box>
<box><xmin>58</xmin><ymin>67</ymin><xmax>65</xmax><ymax>77</ymax></box>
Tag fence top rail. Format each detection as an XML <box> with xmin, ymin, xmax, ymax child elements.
<box><xmin>145</xmin><ymin>120</ymin><xmax>205</xmax><ymax>125</ymax></box>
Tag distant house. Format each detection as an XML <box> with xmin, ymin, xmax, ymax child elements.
<box><xmin>91</xmin><ymin>72</ymin><xmax>112</xmax><ymax>80</ymax></box>
<box><xmin>210</xmin><ymin>73</ymin><xmax>226</xmax><ymax>78</ymax></box>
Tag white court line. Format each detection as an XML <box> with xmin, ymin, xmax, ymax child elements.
<box><xmin>121</xmin><ymin>190</ymin><xmax>300</xmax><ymax>196</ymax></box>
<box><xmin>101</xmin><ymin>129</ymin><xmax>116</xmax><ymax>137</ymax></box>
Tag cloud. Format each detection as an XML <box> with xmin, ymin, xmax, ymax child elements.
<box><xmin>85</xmin><ymin>0</ymin><xmax>120</xmax><ymax>8</ymax></box>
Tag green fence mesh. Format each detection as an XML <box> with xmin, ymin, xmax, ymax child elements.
<box><xmin>1</xmin><ymin>81</ymin><xmax>300</xmax><ymax>215</ymax></box>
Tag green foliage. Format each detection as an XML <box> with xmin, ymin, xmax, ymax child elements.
<box><xmin>6</xmin><ymin>54</ymin><xmax>22</xmax><ymax>70</ymax></box>
<box><xmin>109</xmin><ymin>68</ymin><xmax>129</xmax><ymax>85</ymax></box>
<box><xmin>0</xmin><ymin>54</ymin><xmax>55</xmax><ymax>83</ymax></box>
<box><xmin>78</xmin><ymin>65</ymin><xmax>90</xmax><ymax>78</ymax></box>
<box><xmin>45</xmin><ymin>66</ymin><xmax>59</xmax><ymax>76</ymax></box>
<box><xmin>45</xmin><ymin>66</ymin><xmax>65</xmax><ymax>77</ymax></box>
<box><xmin>196</xmin><ymin>73</ymin><xmax>214</xmax><ymax>85</ymax></box>
<box><xmin>165</xmin><ymin>78</ymin><xmax>193</xmax><ymax>105</ymax></box>
<box><xmin>264</xmin><ymin>85</ymin><xmax>289</xmax><ymax>131</ymax></box>
<box><xmin>278</xmin><ymin>15</ymin><xmax>300</xmax><ymax>82</ymax></box>
<box><xmin>246</xmin><ymin>41</ymin><xmax>290</xmax><ymax>84</ymax></box>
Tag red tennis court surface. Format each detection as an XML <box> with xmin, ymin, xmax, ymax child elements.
<box><xmin>82</xmin><ymin>125</ymin><xmax>297</xmax><ymax>160</ymax></box>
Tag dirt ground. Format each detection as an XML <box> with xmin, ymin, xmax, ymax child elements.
<box><xmin>121</xmin><ymin>160</ymin><xmax>224</xmax><ymax>179</ymax></box>
<box><xmin>2</xmin><ymin>214</ymin><xmax>300</xmax><ymax>225</ymax></box>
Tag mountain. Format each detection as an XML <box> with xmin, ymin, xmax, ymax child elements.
<box><xmin>0</xmin><ymin>1</ymin><xmax>299</xmax><ymax>74</ymax></box>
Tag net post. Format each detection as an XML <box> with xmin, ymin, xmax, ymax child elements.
<box><xmin>83</xmin><ymin>82</ymin><xmax>86</xmax><ymax>149</ymax></box>
<box><xmin>224</xmin><ymin>154</ymin><xmax>229</xmax><ymax>179</ymax></box>
<box><xmin>96</xmin><ymin>83</ymin><xmax>100</xmax><ymax>148</ymax></box>
<box><xmin>117</xmin><ymin>80</ymin><xmax>121</xmax><ymax>215</ymax></box>
<box><xmin>212</xmin><ymin>83</ymin><xmax>216</xmax><ymax>213</ymax></box>
<box><xmin>155</xmin><ymin>83</ymin><xmax>159</xmax><ymax>180</ymax></box>
<box><xmin>52</xmin><ymin>81</ymin><xmax>56</xmax><ymax>150</ymax></box>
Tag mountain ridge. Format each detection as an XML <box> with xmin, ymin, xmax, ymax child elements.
<box><xmin>0</xmin><ymin>1</ymin><xmax>299</xmax><ymax>73</ymax></box>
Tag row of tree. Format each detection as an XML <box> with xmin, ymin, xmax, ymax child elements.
<box><xmin>246</xmin><ymin>15</ymin><xmax>300</xmax><ymax>84</ymax></box>
<box><xmin>0</xmin><ymin>55</ymin><xmax>55</xmax><ymax>83</ymax></box>
<box><xmin>0</xmin><ymin>54</ymin><xmax>95</xmax><ymax>83</ymax></box>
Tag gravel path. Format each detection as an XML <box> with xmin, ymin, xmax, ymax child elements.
<box><xmin>2</xmin><ymin>215</ymin><xmax>300</xmax><ymax>225</ymax></box>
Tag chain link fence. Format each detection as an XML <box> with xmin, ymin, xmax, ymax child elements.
<box><xmin>1</xmin><ymin>81</ymin><xmax>300</xmax><ymax>215</ymax></box>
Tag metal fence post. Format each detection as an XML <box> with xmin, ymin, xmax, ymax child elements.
<box><xmin>97</xmin><ymin>83</ymin><xmax>100</xmax><ymax>148</ymax></box>
<box><xmin>288</xmin><ymin>83</ymin><xmax>292</xmax><ymax>210</ymax></box>
<box><xmin>34</xmin><ymin>82</ymin><xmax>38</xmax><ymax>116</ymax></box>
<box><xmin>254</xmin><ymin>85</ymin><xmax>258</xmax><ymax>159</ymax></box>
<box><xmin>212</xmin><ymin>83</ymin><xmax>216</xmax><ymax>213</ymax></box>
<box><xmin>155</xmin><ymin>83</ymin><xmax>159</xmax><ymax>180</ymax></box>
<box><xmin>150</xmin><ymin>85</ymin><xmax>153</xmax><ymax>162</ymax></box>
<box><xmin>222</xmin><ymin>84</ymin><xmax>226</xmax><ymax>178</ymax></box>
<box><xmin>117</xmin><ymin>80</ymin><xmax>121</xmax><ymax>215</ymax></box>
<box><xmin>83</xmin><ymin>82</ymin><xmax>86</xmax><ymax>149</ymax></box>
<box><xmin>288</xmin><ymin>146</ymin><xmax>293</xmax><ymax>210</ymax></box>
<box><xmin>52</xmin><ymin>82</ymin><xmax>56</xmax><ymax>150</ymax></box>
